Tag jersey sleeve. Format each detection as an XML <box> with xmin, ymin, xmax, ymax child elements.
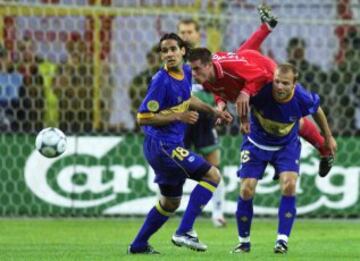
<box><xmin>243</xmin><ymin>81</ymin><xmax>267</xmax><ymax>96</ymax></box>
<box><xmin>214</xmin><ymin>95</ymin><xmax>226</xmax><ymax>106</ymax></box>
<box><xmin>236</xmin><ymin>23</ymin><xmax>272</xmax><ymax>52</ymax></box>
<box><xmin>137</xmin><ymin>73</ymin><xmax>167</xmax><ymax>119</ymax></box>
<box><xmin>297</xmin><ymin>84</ymin><xmax>321</xmax><ymax>117</ymax></box>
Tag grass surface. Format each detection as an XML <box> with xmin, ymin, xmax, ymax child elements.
<box><xmin>1</xmin><ymin>218</ymin><xmax>360</xmax><ymax>260</ymax></box>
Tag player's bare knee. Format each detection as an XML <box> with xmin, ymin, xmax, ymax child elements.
<box><xmin>240</xmin><ymin>185</ymin><xmax>255</xmax><ymax>200</ymax></box>
<box><xmin>280</xmin><ymin>173</ymin><xmax>297</xmax><ymax>196</ymax></box>
<box><xmin>281</xmin><ymin>179</ymin><xmax>297</xmax><ymax>196</ymax></box>
<box><xmin>160</xmin><ymin>197</ymin><xmax>181</xmax><ymax>212</ymax></box>
<box><xmin>203</xmin><ymin>166</ymin><xmax>221</xmax><ymax>184</ymax></box>
<box><xmin>240</xmin><ymin>178</ymin><xmax>257</xmax><ymax>200</ymax></box>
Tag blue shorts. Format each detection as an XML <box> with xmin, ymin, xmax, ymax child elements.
<box><xmin>237</xmin><ymin>137</ymin><xmax>301</xmax><ymax>179</ymax></box>
<box><xmin>143</xmin><ymin>135</ymin><xmax>211</xmax><ymax>187</ymax></box>
<box><xmin>158</xmin><ymin>184</ymin><xmax>184</xmax><ymax>198</ymax></box>
<box><xmin>184</xmin><ymin>111</ymin><xmax>219</xmax><ymax>155</ymax></box>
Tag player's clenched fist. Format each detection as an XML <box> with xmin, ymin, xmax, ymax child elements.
<box><xmin>215</xmin><ymin>110</ymin><xmax>233</xmax><ymax>125</ymax></box>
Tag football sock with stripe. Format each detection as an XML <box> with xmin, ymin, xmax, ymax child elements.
<box><xmin>176</xmin><ymin>180</ymin><xmax>218</xmax><ymax>235</ymax></box>
<box><xmin>131</xmin><ymin>202</ymin><xmax>171</xmax><ymax>250</ymax></box>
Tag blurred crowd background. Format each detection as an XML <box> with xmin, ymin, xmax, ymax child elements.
<box><xmin>0</xmin><ymin>0</ymin><xmax>359</xmax><ymax>136</ymax></box>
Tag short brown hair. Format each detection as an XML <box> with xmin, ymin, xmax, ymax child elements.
<box><xmin>177</xmin><ymin>18</ymin><xmax>200</xmax><ymax>32</ymax></box>
<box><xmin>276</xmin><ymin>63</ymin><xmax>299</xmax><ymax>83</ymax></box>
<box><xmin>188</xmin><ymin>47</ymin><xmax>212</xmax><ymax>64</ymax></box>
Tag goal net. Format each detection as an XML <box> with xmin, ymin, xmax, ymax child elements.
<box><xmin>0</xmin><ymin>0</ymin><xmax>359</xmax><ymax>217</ymax></box>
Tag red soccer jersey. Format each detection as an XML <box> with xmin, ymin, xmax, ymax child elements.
<box><xmin>202</xmin><ymin>23</ymin><xmax>277</xmax><ymax>105</ymax></box>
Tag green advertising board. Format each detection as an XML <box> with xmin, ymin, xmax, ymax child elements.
<box><xmin>0</xmin><ymin>134</ymin><xmax>359</xmax><ymax>217</ymax></box>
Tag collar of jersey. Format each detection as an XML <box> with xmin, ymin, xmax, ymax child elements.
<box><xmin>164</xmin><ymin>65</ymin><xmax>184</xmax><ymax>80</ymax></box>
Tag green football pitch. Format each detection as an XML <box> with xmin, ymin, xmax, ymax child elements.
<box><xmin>1</xmin><ymin>218</ymin><xmax>359</xmax><ymax>260</ymax></box>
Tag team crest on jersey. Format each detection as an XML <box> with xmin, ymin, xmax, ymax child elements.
<box><xmin>147</xmin><ymin>100</ymin><xmax>159</xmax><ymax>112</ymax></box>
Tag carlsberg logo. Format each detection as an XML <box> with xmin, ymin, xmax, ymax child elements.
<box><xmin>24</xmin><ymin>137</ymin><xmax>360</xmax><ymax>215</ymax></box>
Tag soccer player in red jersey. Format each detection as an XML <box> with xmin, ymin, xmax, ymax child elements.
<box><xmin>188</xmin><ymin>5</ymin><xmax>334</xmax><ymax>177</ymax></box>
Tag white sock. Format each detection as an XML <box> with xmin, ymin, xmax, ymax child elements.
<box><xmin>277</xmin><ymin>234</ymin><xmax>288</xmax><ymax>243</ymax></box>
<box><xmin>239</xmin><ymin>236</ymin><xmax>250</xmax><ymax>243</ymax></box>
<box><xmin>212</xmin><ymin>179</ymin><xmax>225</xmax><ymax>219</ymax></box>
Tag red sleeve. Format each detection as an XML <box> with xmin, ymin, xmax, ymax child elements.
<box><xmin>242</xmin><ymin>81</ymin><xmax>265</xmax><ymax>96</ymax></box>
<box><xmin>236</xmin><ymin>23</ymin><xmax>271</xmax><ymax>53</ymax></box>
<box><xmin>215</xmin><ymin>95</ymin><xmax>226</xmax><ymax>106</ymax></box>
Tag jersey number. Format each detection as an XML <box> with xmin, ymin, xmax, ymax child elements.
<box><xmin>171</xmin><ymin>147</ymin><xmax>189</xmax><ymax>161</ymax></box>
<box><xmin>240</xmin><ymin>150</ymin><xmax>251</xmax><ymax>163</ymax></box>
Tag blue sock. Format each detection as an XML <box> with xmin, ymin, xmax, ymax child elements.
<box><xmin>131</xmin><ymin>202</ymin><xmax>171</xmax><ymax>250</ymax></box>
<box><xmin>278</xmin><ymin>195</ymin><xmax>296</xmax><ymax>237</ymax></box>
<box><xmin>236</xmin><ymin>196</ymin><xmax>253</xmax><ymax>239</ymax></box>
<box><xmin>176</xmin><ymin>180</ymin><xmax>217</xmax><ymax>235</ymax></box>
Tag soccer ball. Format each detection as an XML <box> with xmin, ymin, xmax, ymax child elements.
<box><xmin>35</xmin><ymin>127</ymin><xmax>67</xmax><ymax>158</ymax></box>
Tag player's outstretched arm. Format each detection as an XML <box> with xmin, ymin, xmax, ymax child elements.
<box><xmin>190</xmin><ymin>96</ymin><xmax>233</xmax><ymax>124</ymax></box>
<box><xmin>258</xmin><ymin>4</ymin><xmax>278</xmax><ymax>30</ymax></box>
<box><xmin>137</xmin><ymin>111</ymin><xmax>199</xmax><ymax>126</ymax></box>
<box><xmin>235</xmin><ymin>91</ymin><xmax>250</xmax><ymax>117</ymax></box>
<box><xmin>312</xmin><ymin>106</ymin><xmax>337</xmax><ymax>156</ymax></box>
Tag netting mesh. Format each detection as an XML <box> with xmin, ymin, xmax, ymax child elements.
<box><xmin>0</xmin><ymin>0</ymin><xmax>359</xmax><ymax>217</ymax></box>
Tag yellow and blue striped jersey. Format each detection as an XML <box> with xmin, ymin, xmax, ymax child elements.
<box><xmin>137</xmin><ymin>64</ymin><xmax>192</xmax><ymax>143</ymax></box>
<box><xmin>249</xmin><ymin>83</ymin><xmax>320</xmax><ymax>146</ymax></box>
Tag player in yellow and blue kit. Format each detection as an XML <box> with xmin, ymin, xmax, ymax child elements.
<box><xmin>232</xmin><ymin>63</ymin><xmax>337</xmax><ymax>254</ymax></box>
<box><xmin>127</xmin><ymin>33</ymin><xmax>232</xmax><ymax>254</ymax></box>
<box><xmin>177</xmin><ymin>18</ymin><xmax>226</xmax><ymax>227</ymax></box>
